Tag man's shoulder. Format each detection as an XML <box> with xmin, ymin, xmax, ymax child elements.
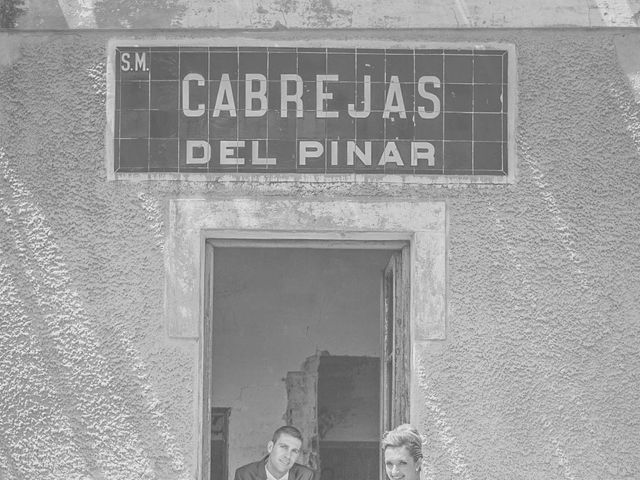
<box><xmin>236</xmin><ymin>460</ymin><xmax>263</xmax><ymax>470</ymax></box>
<box><xmin>234</xmin><ymin>460</ymin><xmax>315</xmax><ymax>480</ymax></box>
<box><xmin>290</xmin><ymin>463</ymin><xmax>315</xmax><ymax>479</ymax></box>
<box><xmin>234</xmin><ymin>460</ymin><xmax>264</xmax><ymax>478</ymax></box>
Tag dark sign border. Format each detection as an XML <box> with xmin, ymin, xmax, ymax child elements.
<box><xmin>106</xmin><ymin>38</ymin><xmax>517</xmax><ymax>184</ymax></box>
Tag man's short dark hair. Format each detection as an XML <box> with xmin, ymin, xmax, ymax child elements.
<box><xmin>272</xmin><ymin>425</ymin><xmax>303</xmax><ymax>443</ymax></box>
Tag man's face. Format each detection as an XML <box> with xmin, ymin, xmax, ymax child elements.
<box><xmin>384</xmin><ymin>445</ymin><xmax>420</xmax><ymax>480</ymax></box>
<box><xmin>267</xmin><ymin>433</ymin><xmax>302</xmax><ymax>478</ymax></box>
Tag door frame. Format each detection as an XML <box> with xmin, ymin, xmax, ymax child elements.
<box><xmin>381</xmin><ymin>247</ymin><xmax>411</xmax><ymax>434</ymax></box>
<box><xmin>163</xmin><ymin>197</ymin><xmax>447</xmax><ymax>480</ymax></box>
<box><xmin>201</xmin><ymin>234</ymin><xmax>410</xmax><ymax>480</ymax></box>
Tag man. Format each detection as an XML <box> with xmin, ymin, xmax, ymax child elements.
<box><xmin>234</xmin><ymin>426</ymin><xmax>315</xmax><ymax>480</ymax></box>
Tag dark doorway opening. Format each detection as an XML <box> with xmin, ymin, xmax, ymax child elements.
<box><xmin>318</xmin><ymin>355</ymin><xmax>380</xmax><ymax>480</ymax></box>
<box><xmin>205</xmin><ymin>243</ymin><xmax>410</xmax><ymax>480</ymax></box>
<box><xmin>211</xmin><ymin>408</ymin><xmax>230</xmax><ymax>480</ymax></box>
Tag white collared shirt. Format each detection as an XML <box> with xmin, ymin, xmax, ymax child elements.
<box><xmin>265</xmin><ymin>465</ymin><xmax>289</xmax><ymax>480</ymax></box>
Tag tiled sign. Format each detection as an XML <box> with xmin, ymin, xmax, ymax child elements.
<box><xmin>111</xmin><ymin>46</ymin><xmax>510</xmax><ymax>177</ymax></box>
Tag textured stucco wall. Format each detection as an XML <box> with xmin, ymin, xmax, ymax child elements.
<box><xmin>1</xmin><ymin>29</ymin><xmax>640</xmax><ymax>480</ymax></box>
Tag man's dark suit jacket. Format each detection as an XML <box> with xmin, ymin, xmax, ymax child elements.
<box><xmin>233</xmin><ymin>457</ymin><xmax>315</xmax><ymax>480</ymax></box>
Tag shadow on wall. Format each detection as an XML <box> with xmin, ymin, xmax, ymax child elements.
<box><xmin>0</xmin><ymin>0</ymin><xmax>26</xmax><ymax>27</ymax></box>
<box><xmin>93</xmin><ymin>0</ymin><xmax>185</xmax><ymax>28</ymax></box>
<box><xmin>0</xmin><ymin>149</ymin><xmax>189</xmax><ymax>478</ymax></box>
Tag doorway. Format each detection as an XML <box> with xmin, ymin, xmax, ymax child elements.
<box><xmin>205</xmin><ymin>242</ymin><xmax>410</xmax><ymax>480</ymax></box>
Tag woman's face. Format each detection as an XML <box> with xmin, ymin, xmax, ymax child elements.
<box><xmin>384</xmin><ymin>445</ymin><xmax>420</xmax><ymax>480</ymax></box>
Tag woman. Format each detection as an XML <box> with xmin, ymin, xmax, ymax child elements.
<box><xmin>381</xmin><ymin>424</ymin><xmax>424</xmax><ymax>480</ymax></box>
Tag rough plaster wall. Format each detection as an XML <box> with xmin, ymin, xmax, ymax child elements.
<box><xmin>0</xmin><ymin>29</ymin><xmax>639</xmax><ymax>479</ymax></box>
<box><xmin>0</xmin><ymin>34</ymin><xmax>195</xmax><ymax>480</ymax></box>
<box><xmin>413</xmin><ymin>33</ymin><xmax>640</xmax><ymax>480</ymax></box>
<box><xmin>211</xmin><ymin>248</ymin><xmax>387</xmax><ymax>476</ymax></box>
<box><xmin>24</xmin><ymin>0</ymin><xmax>640</xmax><ymax>29</ymax></box>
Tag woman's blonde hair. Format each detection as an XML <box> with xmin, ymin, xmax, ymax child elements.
<box><xmin>381</xmin><ymin>424</ymin><xmax>423</xmax><ymax>464</ymax></box>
